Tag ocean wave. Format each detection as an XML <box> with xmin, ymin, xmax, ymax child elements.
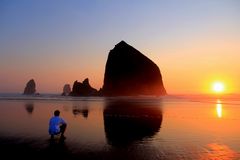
<box><xmin>0</xmin><ymin>93</ymin><xmax>239</xmax><ymax>105</ymax></box>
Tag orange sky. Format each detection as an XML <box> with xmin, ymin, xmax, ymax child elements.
<box><xmin>0</xmin><ymin>1</ymin><xmax>239</xmax><ymax>94</ymax></box>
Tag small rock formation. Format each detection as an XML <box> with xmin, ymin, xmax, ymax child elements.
<box><xmin>61</xmin><ymin>84</ymin><xmax>71</xmax><ymax>96</ymax></box>
<box><xmin>70</xmin><ymin>78</ymin><xmax>98</xmax><ymax>96</ymax></box>
<box><xmin>102</xmin><ymin>41</ymin><xmax>166</xmax><ymax>96</ymax></box>
<box><xmin>23</xmin><ymin>79</ymin><xmax>36</xmax><ymax>95</ymax></box>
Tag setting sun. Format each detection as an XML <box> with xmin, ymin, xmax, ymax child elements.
<box><xmin>212</xmin><ymin>82</ymin><xmax>225</xmax><ymax>93</ymax></box>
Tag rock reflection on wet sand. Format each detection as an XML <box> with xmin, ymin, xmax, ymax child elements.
<box><xmin>0</xmin><ymin>97</ymin><xmax>240</xmax><ymax>160</ymax></box>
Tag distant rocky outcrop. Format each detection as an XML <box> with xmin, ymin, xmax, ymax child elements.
<box><xmin>102</xmin><ymin>41</ymin><xmax>166</xmax><ymax>96</ymax></box>
<box><xmin>61</xmin><ymin>84</ymin><xmax>71</xmax><ymax>96</ymax></box>
<box><xmin>70</xmin><ymin>78</ymin><xmax>99</xmax><ymax>96</ymax></box>
<box><xmin>23</xmin><ymin>79</ymin><xmax>36</xmax><ymax>95</ymax></box>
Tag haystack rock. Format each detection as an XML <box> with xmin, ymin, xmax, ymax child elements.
<box><xmin>23</xmin><ymin>79</ymin><xmax>36</xmax><ymax>95</ymax></box>
<box><xmin>61</xmin><ymin>84</ymin><xmax>71</xmax><ymax>96</ymax></box>
<box><xmin>103</xmin><ymin>41</ymin><xmax>166</xmax><ymax>96</ymax></box>
<box><xmin>70</xmin><ymin>78</ymin><xmax>98</xmax><ymax>96</ymax></box>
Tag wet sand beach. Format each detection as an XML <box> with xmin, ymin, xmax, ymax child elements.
<box><xmin>0</xmin><ymin>95</ymin><xmax>239</xmax><ymax>160</ymax></box>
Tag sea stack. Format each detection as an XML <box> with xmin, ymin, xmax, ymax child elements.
<box><xmin>102</xmin><ymin>41</ymin><xmax>166</xmax><ymax>96</ymax></box>
<box><xmin>23</xmin><ymin>79</ymin><xmax>36</xmax><ymax>95</ymax></box>
<box><xmin>61</xmin><ymin>84</ymin><xmax>71</xmax><ymax>96</ymax></box>
<box><xmin>70</xmin><ymin>78</ymin><xmax>98</xmax><ymax>96</ymax></box>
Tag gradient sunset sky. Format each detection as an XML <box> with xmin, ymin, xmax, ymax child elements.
<box><xmin>0</xmin><ymin>0</ymin><xmax>239</xmax><ymax>94</ymax></box>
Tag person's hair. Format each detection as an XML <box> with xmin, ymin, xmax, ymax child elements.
<box><xmin>54</xmin><ymin>110</ymin><xmax>60</xmax><ymax>116</ymax></box>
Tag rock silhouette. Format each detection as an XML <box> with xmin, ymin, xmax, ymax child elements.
<box><xmin>23</xmin><ymin>79</ymin><xmax>36</xmax><ymax>95</ymax></box>
<box><xmin>61</xmin><ymin>84</ymin><xmax>71</xmax><ymax>96</ymax></box>
<box><xmin>70</xmin><ymin>78</ymin><xmax>98</xmax><ymax>96</ymax></box>
<box><xmin>103</xmin><ymin>41</ymin><xmax>166</xmax><ymax>96</ymax></box>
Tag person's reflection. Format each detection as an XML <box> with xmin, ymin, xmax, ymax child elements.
<box><xmin>72</xmin><ymin>106</ymin><xmax>89</xmax><ymax>118</ymax></box>
<box><xmin>103</xmin><ymin>99</ymin><xmax>163</xmax><ymax>146</ymax></box>
<box><xmin>47</xmin><ymin>137</ymin><xmax>69</xmax><ymax>159</ymax></box>
<box><xmin>25</xmin><ymin>102</ymin><xmax>34</xmax><ymax>114</ymax></box>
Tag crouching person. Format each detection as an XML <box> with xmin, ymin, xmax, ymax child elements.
<box><xmin>49</xmin><ymin>110</ymin><xmax>67</xmax><ymax>139</ymax></box>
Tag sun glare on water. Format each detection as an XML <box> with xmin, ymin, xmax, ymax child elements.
<box><xmin>216</xmin><ymin>99</ymin><xmax>222</xmax><ymax>118</ymax></box>
<box><xmin>212</xmin><ymin>82</ymin><xmax>225</xmax><ymax>93</ymax></box>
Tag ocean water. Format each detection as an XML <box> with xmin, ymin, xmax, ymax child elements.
<box><xmin>0</xmin><ymin>93</ymin><xmax>239</xmax><ymax>160</ymax></box>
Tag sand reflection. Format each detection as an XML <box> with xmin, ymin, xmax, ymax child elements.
<box><xmin>201</xmin><ymin>143</ymin><xmax>238</xmax><ymax>160</ymax></box>
<box><xmin>25</xmin><ymin>102</ymin><xmax>34</xmax><ymax>114</ymax></box>
<box><xmin>72</xmin><ymin>106</ymin><xmax>89</xmax><ymax>118</ymax></box>
<box><xmin>216</xmin><ymin>99</ymin><xmax>222</xmax><ymax>118</ymax></box>
<box><xmin>103</xmin><ymin>99</ymin><xmax>162</xmax><ymax>146</ymax></box>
